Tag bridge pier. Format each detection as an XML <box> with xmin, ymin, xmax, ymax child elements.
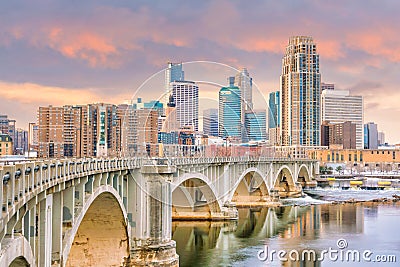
<box><xmin>129</xmin><ymin>164</ymin><xmax>179</xmax><ymax>267</ymax></box>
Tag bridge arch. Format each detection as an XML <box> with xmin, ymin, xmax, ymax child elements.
<box><xmin>229</xmin><ymin>168</ymin><xmax>270</xmax><ymax>204</ymax></box>
<box><xmin>172</xmin><ymin>173</ymin><xmax>223</xmax><ymax>219</ymax></box>
<box><xmin>0</xmin><ymin>236</ymin><xmax>34</xmax><ymax>267</ymax></box>
<box><xmin>63</xmin><ymin>185</ymin><xmax>130</xmax><ymax>267</ymax></box>
<box><xmin>297</xmin><ymin>164</ymin><xmax>311</xmax><ymax>187</ymax></box>
<box><xmin>274</xmin><ymin>165</ymin><xmax>300</xmax><ymax>198</ymax></box>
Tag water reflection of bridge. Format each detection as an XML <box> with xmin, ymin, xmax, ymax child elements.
<box><xmin>171</xmin><ymin>206</ymin><xmax>310</xmax><ymax>264</ymax></box>
<box><xmin>172</xmin><ymin>204</ymin><xmax>365</xmax><ymax>266</ymax></box>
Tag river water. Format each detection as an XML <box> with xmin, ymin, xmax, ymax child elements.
<box><xmin>172</xmin><ymin>194</ymin><xmax>400</xmax><ymax>266</ymax></box>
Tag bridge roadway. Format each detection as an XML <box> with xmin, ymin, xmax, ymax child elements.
<box><xmin>0</xmin><ymin>156</ymin><xmax>318</xmax><ymax>266</ymax></box>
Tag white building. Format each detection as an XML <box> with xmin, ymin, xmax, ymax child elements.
<box><xmin>172</xmin><ymin>81</ymin><xmax>199</xmax><ymax>132</ymax></box>
<box><xmin>321</xmin><ymin>89</ymin><xmax>364</xmax><ymax>149</ymax></box>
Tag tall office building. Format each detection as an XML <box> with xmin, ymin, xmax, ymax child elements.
<box><xmin>378</xmin><ymin>132</ymin><xmax>385</xmax><ymax>145</ymax></box>
<box><xmin>321</xmin><ymin>89</ymin><xmax>363</xmax><ymax>149</ymax></box>
<box><xmin>281</xmin><ymin>36</ymin><xmax>321</xmax><ymax>146</ymax></box>
<box><xmin>165</xmin><ymin>62</ymin><xmax>184</xmax><ymax>105</ymax></box>
<box><xmin>172</xmin><ymin>81</ymin><xmax>199</xmax><ymax>131</ymax></box>
<box><xmin>14</xmin><ymin>128</ymin><xmax>28</xmax><ymax>155</ymax></box>
<box><xmin>245</xmin><ymin>110</ymin><xmax>266</xmax><ymax>141</ymax></box>
<box><xmin>268</xmin><ymin>91</ymin><xmax>280</xmax><ymax>145</ymax></box>
<box><xmin>229</xmin><ymin>68</ymin><xmax>253</xmax><ymax>141</ymax></box>
<box><xmin>219</xmin><ymin>85</ymin><xmax>241</xmax><ymax>138</ymax></box>
<box><xmin>234</xmin><ymin>68</ymin><xmax>253</xmax><ymax>111</ymax></box>
<box><xmin>364</xmin><ymin>122</ymin><xmax>378</xmax><ymax>149</ymax></box>
<box><xmin>203</xmin><ymin>108</ymin><xmax>219</xmax><ymax>137</ymax></box>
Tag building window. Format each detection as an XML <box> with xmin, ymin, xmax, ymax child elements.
<box><xmin>354</xmin><ymin>154</ymin><xmax>358</xmax><ymax>161</ymax></box>
<box><xmin>341</xmin><ymin>155</ymin><xmax>344</xmax><ymax>161</ymax></box>
<box><xmin>327</xmin><ymin>154</ymin><xmax>330</xmax><ymax>161</ymax></box>
<box><xmin>360</xmin><ymin>152</ymin><xmax>363</xmax><ymax>162</ymax></box>
<box><xmin>349</xmin><ymin>154</ymin><xmax>352</xmax><ymax>161</ymax></box>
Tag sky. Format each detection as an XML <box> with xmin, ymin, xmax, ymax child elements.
<box><xmin>1</xmin><ymin>0</ymin><xmax>400</xmax><ymax>143</ymax></box>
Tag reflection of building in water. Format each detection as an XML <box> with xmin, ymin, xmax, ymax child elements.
<box><xmin>319</xmin><ymin>204</ymin><xmax>364</xmax><ymax>234</ymax></box>
<box><xmin>275</xmin><ymin>206</ymin><xmax>319</xmax><ymax>240</ymax></box>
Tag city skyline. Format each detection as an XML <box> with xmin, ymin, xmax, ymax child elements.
<box><xmin>1</xmin><ymin>1</ymin><xmax>400</xmax><ymax>143</ymax></box>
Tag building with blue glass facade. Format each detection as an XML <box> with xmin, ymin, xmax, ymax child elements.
<box><xmin>245</xmin><ymin>110</ymin><xmax>266</xmax><ymax>141</ymax></box>
<box><xmin>203</xmin><ymin>108</ymin><xmax>218</xmax><ymax>137</ymax></box>
<box><xmin>219</xmin><ymin>86</ymin><xmax>241</xmax><ymax>138</ymax></box>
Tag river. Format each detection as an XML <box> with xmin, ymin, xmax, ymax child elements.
<box><xmin>172</xmin><ymin>195</ymin><xmax>400</xmax><ymax>266</ymax></box>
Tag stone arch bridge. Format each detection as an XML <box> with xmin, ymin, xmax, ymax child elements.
<box><xmin>0</xmin><ymin>156</ymin><xmax>317</xmax><ymax>266</ymax></box>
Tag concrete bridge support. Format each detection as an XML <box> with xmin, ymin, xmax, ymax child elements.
<box><xmin>129</xmin><ymin>164</ymin><xmax>179</xmax><ymax>267</ymax></box>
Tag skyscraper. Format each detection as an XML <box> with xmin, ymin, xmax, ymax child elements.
<box><xmin>172</xmin><ymin>81</ymin><xmax>199</xmax><ymax>131</ymax></box>
<box><xmin>268</xmin><ymin>91</ymin><xmax>280</xmax><ymax>145</ymax></box>
<box><xmin>280</xmin><ymin>36</ymin><xmax>321</xmax><ymax>146</ymax></box>
<box><xmin>321</xmin><ymin>89</ymin><xmax>363</xmax><ymax>149</ymax></box>
<box><xmin>229</xmin><ymin>68</ymin><xmax>253</xmax><ymax>141</ymax></box>
<box><xmin>203</xmin><ymin>108</ymin><xmax>218</xmax><ymax>137</ymax></box>
<box><xmin>219</xmin><ymin>86</ymin><xmax>241</xmax><ymax>138</ymax></box>
<box><xmin>234</xmin><ymin>68</ymin><xmax>253</xmax><ymax>111</ymax></box>
<box><xmin>245</xmin><ymin>110</ymin><xmax>266</xmax><ymax>141</ymax></box>
<box><xmin>364</xmin><ymin>122</ymin><xmax>378</xmax><ymax>149</ymax></box>
<box><xmin>165</xmin><ymin>62</ymin><xmax>184</xmax><ymax>104</ymax></box>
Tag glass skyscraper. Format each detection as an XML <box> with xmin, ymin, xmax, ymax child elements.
<box><xmin>245</xmin><ymin>110</ymin><xmax>266</xmax><ymax>141</ymax></box>
<box><xmin>280</xmin><ymin>36</ymin><xmax>321</xmax><ymax>146</ymax></box>
<box><xmin>268</xmin><ymin>91</ymin><xmax>280</xmax><ymax>129</ymax></box>
<box><xmin>219</xmin><ymin>86</ymin><xmax>241</xmax><ymax>138</ymax></box>
<box><xmin>165</xmin><ymin>62</ymin><xmax>184</xmax><ymax>104</ymax></box>
<box><xmin>203</xmin><ymin>108</ymin><xmax>218</xmax><ymax>137</ymax></box>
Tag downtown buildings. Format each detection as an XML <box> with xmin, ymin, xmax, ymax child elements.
<box><xmin>280</xmin><ymin>36</ymin><xmax>321</xmax><ymax>146</ymax></box>
<box><xmin>321</xmin><ymin>88</ymin><xmax>363</xmax><ymax>149</ymax></box>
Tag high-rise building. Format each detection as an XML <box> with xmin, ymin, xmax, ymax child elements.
<box><xmin>38</xmin><ymin>104</ymin><xmax>121</xmax><ymax>158</ymax></box>
<box><xmin>378</xmin><ymin>132</ymin><xmax>386</xmax><ymax>145</ymax></box>
<box><xmin>134</xmin><ymin>109</ymin><xmax>159</xmax><ymax>157</ymax></box>
<box><xmin>364</xmin><ymin>122</ymin><xmax>378</xmax><ymax>149</ymax></box>
<box><xmin>321</xmin><ymin>82</ymin><xmax>335</xmax><ymax>91</ymax></box>
<box><xmin>234</xmin><ymin>68</ymin><xmax>253</xmax><ymax>111</ymax></box>
<box><xmin>29</xmin><ymin>122</ymin><xmax>39</xmax><ymax>152</ymax></box>
<box><xmin>268</xmin><ymin>91</ymin><xmax>280</xmax><ymax>145</ymax></box>
<box><xmin>163</xmin><ymin>94</ymin><xmax>179</xmax><ymax>132</ymax></box>
<box><xmin>38</xmin><ymin>106</ymin><xmax>66</xmax><ymax>158</ymax></box>
<box><xmin>321</xmin><ymin>89</ymin><xmax>363</xmax><ymax>149</ymax></box>
<box><xmin>245</xmin><ymin>110</ymin><xmax>266</xmax><ymax>141</ymax></box>
<box><xmin>203</xmin><ymin>108</ymin><xmax>218</xmax><ymax>137</ymax></box>
<box><xmin>229</xmin><ymin>68</ymin><xmax>253</xmax><ymax>141</ymax></box>
<box><xmin>14</xmin><ymin>128</ymin><xmax>28</xmax><ymax>155</ymax></box>
<box><xmin>219</xmin><ymin>85</ymin><xmax>241</xmax><ymax>138</ymax></box>
<box><xmin>281</xmin><ymin>36</ymin><xmax>321</xmax><ymax>146</ymax></box>
<box><xmin>165</xmin><ymin>62</ymin><xmax>184</xmax><ymax>104</ymax></box>
<box><xmin>172</xmin><ymin>81</ymin><xmax>199</xmax><ymax>132</ymax></box>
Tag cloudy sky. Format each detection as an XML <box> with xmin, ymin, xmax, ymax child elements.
<box><xmin>1</xmin><ymin>0</ymin><xmax>400</xmax><ymax>143</ymax></box>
